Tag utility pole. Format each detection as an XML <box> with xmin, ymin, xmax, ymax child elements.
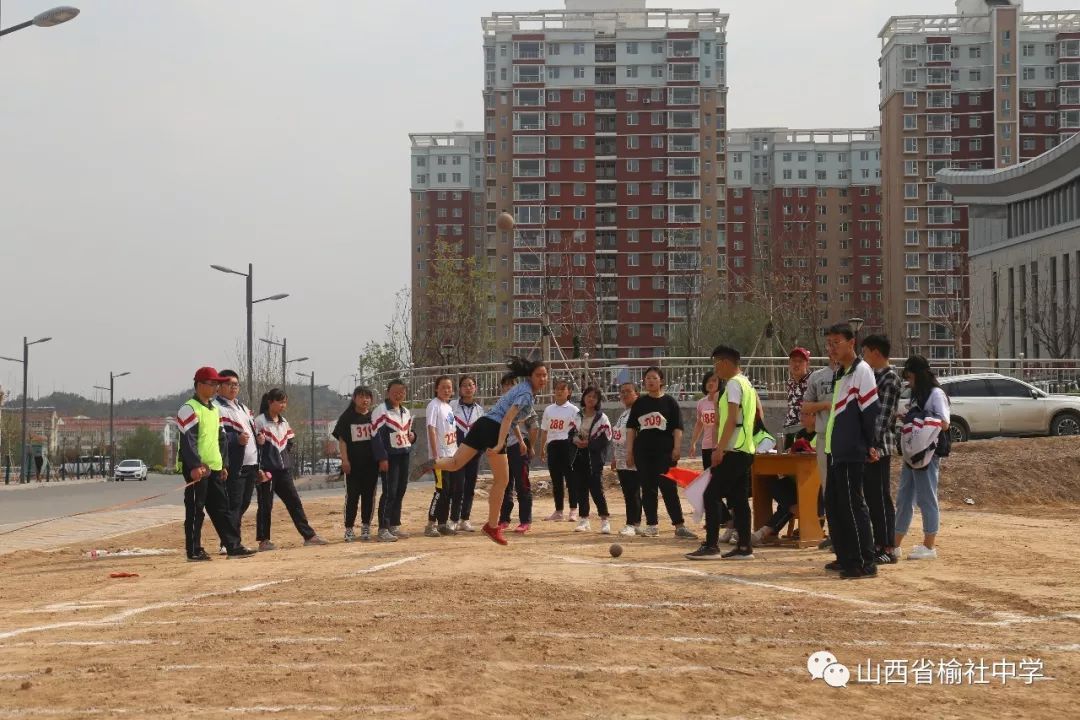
<box><xmin>94</xmin><ymin>371</ymin><xmax>129</xmax><ymax>472</ymax></box>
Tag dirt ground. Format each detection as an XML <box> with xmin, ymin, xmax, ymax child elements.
<box><xmin>2</xmin><ymin>449</ymin><xmax>1079</xmax><ymax>720</ymax></box>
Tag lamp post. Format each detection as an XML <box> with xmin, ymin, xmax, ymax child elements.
<box><xmin>0</xmin><ymin>336</ymin><xmax>53</xmax><ymax>483</ymax></box>
<box><xmin>93</xmin><ymin>371</ymin><xmax>129</xmax><ymax>473</ymax></box>
<box><xmin>210</xmin><ymin>263</ymin><xmax>288</xmax><ymax>407</ymax></box>
<box><xmin>848</xmin><ymin>317</ymin><xmax>865</xmax><ymax>338</ymax></box>
<box><xmin>260</xmin><ymin>337</ymin><xmax>307</xmax><ymax>390</ymax></box>
<box><xmin>0</xmin><ymin>6</ymin><xmax>79</xmax><ymax>37</ymax></box>
<box><xmin>296</xmin><ymin>371</ymin><xmax>316</xmax><ymax>475</ymax></box>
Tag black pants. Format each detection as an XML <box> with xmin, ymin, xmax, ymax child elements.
<box><xmin>634</xmin><ymin>447</ymin><xmax>684</xmax><ymax>527</ymax></box>
<box><xmin>344</xmin><ymin>462</ymin><xmax>378</xmax><ymax>528</ymax></box>
<box><xmin>428</xmin><ymin>467</ymin><xmax>459</xmax><ymax>524</ymax></box>
<box><xmin>701</xmin><ymin>448</ymin><xmax>731</xmax><ymax>524</ymax></box>
<box><xmin>825</xmin><ymin>459</ymin><xmax>876</xmax><ymax>571</ymax></box>
<box><xmin>256</xmin><ymin>468</ymin><xmax>315</xmax><ymax>542</ymax></box>
<box><xmin>451</xmin><ymin>454</ymin><xmax>480</xmax><ymax>522</ymax></box>
<box><xmin>616</xmin><ymin>469</ymin><xmax>641</xmax><ymax>526</ymax></box>
<box><xmin>546</xmin><ymin>440</ymin><xmax>577</xmax><ymax>513</ymax></box>
<box><xmin>184</xmin><ymin>469</ymin><xmax>240</xmax><ymax>558</ymax></box>
<box><xmin>377</xmin><ymin>454</ymin><xmax>410</xmax><ymax>529</ymax></box>
<box><xmin>572</xmin><ymin>450</ymin><xmax>609</xmax><ymax>518</ymax></box>
<box><xmin>226</xmin><ymin>464</ymin><xmax>257</xmax><ymax>538</ymax></box>
<box><xmin>767</xmin><ymin>476</ymin><xmax>797</xmax><ymax>533</ymax></box>
<box><xmin>862</xmin><ymin>456</ymin><xmax>895</xmax><ymax>550</ymax></box>
<box><xmin>500</xmin><ymin>443</ymin><xmax>534</xmax><ymax>524</ymax></box>
<box><xmin>705</xmin><ymin>452</ymin><xmax>753</xmax><ymax>549</ymax></box>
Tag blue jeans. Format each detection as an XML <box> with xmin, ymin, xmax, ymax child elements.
<box><xmin>895</xmin><ymin>456</ymin><xmax>940</xmax><ymax>536</ymax></box>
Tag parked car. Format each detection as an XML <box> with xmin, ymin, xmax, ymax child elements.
<box><xmin>113</xmin><ymin>459</ymin><xmax>148</xmax><ymax>481</ymax></box>
<box><xmin>938</xmin><ymin>373</ymin><xmax>1080</xmax><ymax>442</ymax></box>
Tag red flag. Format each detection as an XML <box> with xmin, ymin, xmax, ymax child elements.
<box><xmin>663</xmin><ymin>466</ymin><xmax>701</xmax><ymax>488</ymax></box>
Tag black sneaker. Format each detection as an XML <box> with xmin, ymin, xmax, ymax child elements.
<box><xmin>824</xmin><ymin>560</ymin><xmax>842</xmax><ymax>572</ymax></box>
<box><xmin>685</xmin><ymin>544</ymin><xmax>723</xmax><ymax>560</ymax></box>
<box><xmin>721</xmin><ymin>547</ymin><xmax>755</xmax><ymax>561</ymax></box>
<box><xmin>875</xmin><ymin>551</ymin><xmax>894</xmax><ymax>565</ymax></box>
<box><xmin>840</xmin><ymin>565</ymin><xmax>878</xmax><ymax>580</ymax></box>
<box><xmin>817</xmin><ymin>537</ymin><xmax>833</xmax><ymax>551</ymax></box>
<box><xmin>227</xmin><ymin>546</ymin><xmax>257</xmax><ymax>558</ymax></box>
<box><xmin>187</xmin><ymin>550</ymin><xmax>212</xmax><ymax>562</ymax></box>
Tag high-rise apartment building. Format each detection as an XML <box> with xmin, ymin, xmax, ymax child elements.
<box><xmin>879</xmin><ymin>0</ymin><xmax>1080</xmax><ymax>360</ymax></box>
<box><xmin>481</xmin><ymin>1</ymin><xmax>729</xmax><ymax>360</ymax></box>
<box><xmin>409</xmin><ymin>132</ymin><xmax>487</xmax><ymax>364</ymax></box>
<box><xmin>725</xmin><ymin>128</ymin><xmax>884</xmax><ymax>343</ymax></box>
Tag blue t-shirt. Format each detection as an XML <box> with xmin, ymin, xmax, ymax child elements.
<box><xmin>486</xmin><ymin>380</ymin><xmax>535</xmax><ymax>424</ymax></box>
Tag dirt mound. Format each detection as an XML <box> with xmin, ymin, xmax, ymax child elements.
<box><xmin>936</xmin><ymin>436</ymin><xmax>1080</xmax><ymax>507</ymax></box>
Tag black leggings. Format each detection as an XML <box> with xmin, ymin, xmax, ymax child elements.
<box><xmin>256</xmin><ymin>468</ymin><xmax>315</xmax><ymax>542</ymax></box>
<box><xmin>343</xmin><ymin>462</ymin><xmax>378</xmax><ymax>528</ymax></box>
<box><xmin>547</xmin><ymin>440</ymin><xmax>578</xmax><ymax>512</ymax></box>
<box><xmin>451</xmin><ymin>454</ymin><xmax>480</xmax><ymax>522</ymax></box>
<box><xmin>617</xmin><ymin>469</ymin><xmax>642</xmax><ymax>526</ymax></box>
<box><xmin>500</xmin><ymin>443</ymin><xmax>533</xmax><ymax>524</ymax></box>
<box><xmin>572</xmin><ymin>450</ymin><xmax>608</xmax><ymax>518</ymax></box>
<box><xmin>428</xmin><ymin>467</ymin><xmax>460</xmax><ymax>524</ymax></box>
<box><xmin>634</xmin><ymin>447</ymin><xmax>684</xmax><ymax>527</ymax></box>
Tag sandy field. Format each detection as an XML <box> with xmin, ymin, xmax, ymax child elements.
<box><xmin>1</xmin><ymin>441</ymin><xmax>1079</xmax><ymax>719</ymax></box>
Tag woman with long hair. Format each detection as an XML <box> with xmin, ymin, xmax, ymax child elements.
<box><xmin>414</xmin><ymin>357</ymin><xmax>548</xmax><ymax>545</ymax></box>
<box><xmin>332</xmin><ymin>386</ymin><xmax>378</xmax><ymax>542</ymax></box>
<box><xmin>254</xmin><ymin>389</ymin><xmax>328</xmax><ymax>550</ymax></box>
<box><xmin>570</xmin><ymin>386</ymin><xmax>612</xmax><ymax>534</ymax></box>
<box><xmin>690</xmin><ymin>371</ymin><xmax>720</xmax><ymax>469</ymax></box>
<box><xmin>895</xmin><ymin>355</ymin><xmax>950</xmax><ymax>561</ymax></box>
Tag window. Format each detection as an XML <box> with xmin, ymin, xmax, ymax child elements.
<box><xmin>572</xmin><ymin>112</ymin><xmax>585</xmax><ymax>126</ymax></box>
<box><xmin>626</xmin><ymin>66</ymin><xmax>638</xmax><ymax>79</ymax></box>
<box><xmin>904</xmin><ymin>114</ymin><xmax>917</xmax><ymax>130</ymax></box>
<box><xmin>573</xmin><ymin>159</ymin><xmax>585</xmax><ymax>172</ymax></box>
<box><xmin>1023</xmin><ymin>67</ymin><xmax>1036</xmax><ymax>81</ymax></box>
<box><xmin>905</xmin><ymin>207</ymin><xmax>919</xmax><ymax>223</ymax></box>
<box><xmin>1046</xmin><ymin>66</ymin><xmax>1057</xmax><ymax>80</ymax></box>
<box><xmin>573</xmin><ymin>42</ymin><xmax>586</xmax><ymax>55</ymax></box>
<box><xmin>970</xmin><ymin>138</ymin><xmax>982</xmax><ymax>151</ymax></box>
<box><xmin>904</xmin><ymin>138</ymin><xmax>918</xmax><ymax>154</ymax></box>
<box><xmin>627</xmin><ymin>207</ymin><xmax>639</xmax><ymax>220</ymax></box>
<box><xmin>906</xmin><ymin>299</ymin><xmax>920</xmax><ymax>316</ymax></box>
<box><xmin>626</xmin><ymin>41</ymin><xmax>638</xmax><ymax>55</ymax></box>
<box><xmin>1022</xmin><ymin>43</ymin><xmax>1035</xmax><ymax>57</ymax></box>
<box><xmin>651</xmin><ymin>65</ymin><xmax>664</xmax><ymax>78</ymax></box>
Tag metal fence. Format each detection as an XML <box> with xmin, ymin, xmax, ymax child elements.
<box><xmin>369</xmin><ymin>356</ymin><xmax>1080</xmax><ymax>406</ymax></box>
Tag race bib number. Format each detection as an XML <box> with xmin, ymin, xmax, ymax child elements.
<box><xmin>612</xmin><ymin>428</ymin><xmax>623</xmax><ymax>443</ymax></box>
<box><xmin>444</xmin><ymin>431</ymin><xmax>457</xmax><ymax>447</ymax></box>
<box><xmin>350</xmin><ymin>424</ymin><xmax>372</xmax><ymax>442</ymax></box>
<box><xmin>700</xmin><ymin>411</ymin><xmax>716</xmax><ymax>426</ymax></box>
<box><xmin>549</xmin><ymin>418</ymin><xmax>566</xmax><ymax>431</ymax></box>
<box><xmin>640</xmin><ymin>412</ymin><xmax>667</xmax><ymax>431</ymax></box>
<box><xmin>392</xmin><ymin>431</ymin><xmax>412</xmax><ymax>448</ymax></box>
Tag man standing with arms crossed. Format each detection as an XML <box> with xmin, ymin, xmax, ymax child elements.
<box><xmin>821</xmin><ymin>324</ymin><xmax>881</xmax><ymax>579</ymax></box>
<box><xmin>214</xmin><ymin>369</ymin><xmax>260</xmax><ymax>553</ymax></box>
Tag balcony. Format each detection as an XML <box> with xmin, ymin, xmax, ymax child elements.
<box><xmin>513</xmin><ymin>230</ymin><xmax>544</xmax><ymax>249</ymax></box>
<box><xmin>596</xmin><ymin>44</ymin><xmax>616</xmax><ymax>63</ymax></box>
<box><xmin>596</xmin><ymin>258</ymin><xmax>617</xmax><ymax>274</ymax></box>
<box><xmin>596</xmin><ymin>140</ymin><xmax>617</xmax><ymax>157</ymax></box>
<box><xmin>597</xmin><ymin>210</ymin><xmax>617</xmax><ymax>226</ymax></box>
<box><xmin>598</xmin><ymin>279</ymin><xmax>618</xmax><ymax>298</ymax></box>
<box><xmin>668</xmin><ymin>158</ymin><xmax>700</xmax><ymax>177</ymax></box>
<box><xmin>596</xmin><ymin>161</ymin><xmax>616</xmax><ymax>180</ymax></box>
<box><xmin>597</xmin><ymin>232</ymin><xmax>617</xmax><ymax>251</ymax></box>
<box><xmin>668</xmin><ymin>87</ymin><xmax>700</xmax><ymax>106</ymax></box>
<box><xmin>668</xmin><ymin>40</ymin><xmax>699</xmax><ymax>58</ymax></box>
<box><xmin>595</xmin><ymin>91</ymin><xmax>617</xmax><ymax>110</ymax></box>
<box><xmin>668</xmin><ymin>64</ymin><xmax>700</xmax><ymax>82</ymax></box>
<box><xmin>668</xmin><ymin>135</ymin><xmax>700</xmax><ymax>152</ymax></box>
<box><xmin>595</xmin><ymin>69</ymin><xmax>617</xmax><ymax>85</ymax></box>
<box><xmin>596</xmin><ymin>188</ymin><xmax>617</xmax><ymax>204</ymax></box>
<box><xmin>514</xmin><ymin>42</ymin><xmax>543</xmax><ymax>60</ymax></box>
<box><xmin>668</xmin><ymin>229</ymin><xmax>701</xmax><ymax>247</ymax></box>
<box><xmin>668</xmin><ymin>112</ymin><xmax>700</xmax><ymax>129</ymax></box>
<box><xmin>669</xmin><ymin>252</ymin><xmax>701</xmax><ymax>270</ymax></box>
<box><xmin>595</xmin><ymin>117</ymin><xmax>617</xmax><ymax>134</ymax></box>
<box><xmin>669</xmin><ymin>181</ymin><xmax>699</xmax><ymax>200</ymax></box>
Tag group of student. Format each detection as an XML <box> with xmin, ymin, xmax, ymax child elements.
<box><xmin>178</xmin><ymin>326</ymin><xmax>952</xmax><ymax>577</ymax></box>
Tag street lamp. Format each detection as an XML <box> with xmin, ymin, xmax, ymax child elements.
<box><xmin>260</xmin><ymin>337</ymin><xmax>307</xmax><ymax>390</ymax></box>
<box><xmin>848</xmin><ymin>317</ymin><xmax>865</xmax><ymax>337</ymax></box>
<box><xmin>93</xmin><ymin>371</ymin><xmax>130</xmax><ymax>473</ymax></box>
<box><xmin>439</xmin><ymin>343</ymin><xmax>455</xmax><ymax>369</ymax></box>
<box><xmin>295</xmin><ymin>371</ymin><xmax>317</xmax><ymax>475</ymax></box>
<box><xmin>0</xmin><ymin>6</ymin><xmax>79</xmax><ymax>37</ymax></box>
<box><xmin>0</xmin><ymin>336</ymin><xmax>53</xmax><ymax>483</ymax></box>
<box><xmin>210</xmin><ymin>263</ymin><xmax>289</xmax><ymax>408</ymax></box>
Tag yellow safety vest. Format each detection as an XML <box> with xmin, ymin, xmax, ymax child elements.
<box><xmin>716</xmin><ymin>374</ymin><xmax>758</xmax><ymax>454</ymax></box>
<box><xmin>175</xmin><ymin>398</ymin><xmax>224</xmax><ymax>472</ymax></box>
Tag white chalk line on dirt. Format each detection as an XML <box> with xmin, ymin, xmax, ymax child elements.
<box><xmin>0</xmin><ymin>639</ymin><xmax>180</xmax><ymax>648</ymax></box>
<box><xmin>1</xmin><ymin>553</ymin><xmax>431</xmax><ymax>640</ymax></box>
<box><xmin>492</xmin><ymin>661</ymin><xmax>713</xmax><ymax>675</ymax></box>
<box><xmin>351</xmin><ymin>554</ymin><xmax>427</xmax><ymax>575</ymax></box>
<box><xmin>549</xmin><ymin>554</ymin><xmax>1080</xmax><ymax>626</ymax></box>
<box><xmin>161</xmin><ymin>662</ymin><xmax>383</xmax><ymax>672</ymax></box>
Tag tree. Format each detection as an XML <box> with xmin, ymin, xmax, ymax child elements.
<box><xmin>120</xmin><ymin>426</ymin><xmax>162</xmax><ymax>467</ymax></box>
<box><xmin>1030</xmin><ymin>280</ymin><xmax>1080</xmax><ymax>359</ymax></box>
<box><xmin>415</xmin><ymin>240</ymin><xmax>492</xmax><ymax>367</ymax></box>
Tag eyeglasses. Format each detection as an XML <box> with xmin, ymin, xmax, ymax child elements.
<box><xmin>222</xmin><ymin>382</ymin><xmax>240</xmax><ymax>388</ymax></box>
<box><xmin>198</xmin><ymin>380</ymin><xmax>221</xmax><ymax>388</ymax></box>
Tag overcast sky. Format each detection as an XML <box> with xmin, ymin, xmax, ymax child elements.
<box><xmin>2</xmin><ymin>0</ymin><xmax>1076</xmax><ymax>402</ymax></box>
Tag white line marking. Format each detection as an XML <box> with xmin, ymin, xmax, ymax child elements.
<box><xmin>352</xmin><ymin>555</ymin><xmax>426</xmax><ymax>575</ymax></box>
<box><xmin>491</xmin><ymin>661</ymin><xmax>712</xmax><ymax>674</ymax></box>
<box><xmin>236</xmin><ymin>579</ymin><xmax>294</xmax><ymax>592</ymax></box>
<box><xmin>259</xmin><ymin>636</ymin><xmax>343</xmax><ymax>644</ymax></box>
<box><xmin>0</xmin><ymin>639</ymin><xmax>180</xmax><ymax>648</ymax></box>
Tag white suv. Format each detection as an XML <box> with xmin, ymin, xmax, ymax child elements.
<box><xmin>113</xmin><ymin>459</ymin><xmax>148</xmax><ymax>481</ymax></box>
<box><xmin>939</xmin><ymin>373</ymin><xmax>1080</xmax><ymax>442</ymax></box>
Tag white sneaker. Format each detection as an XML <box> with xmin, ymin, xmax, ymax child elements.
<box><xmin>719</xmin><ymin>527</ymin><xmax>735</xmax><ymax>544</ymax></box>
<box><xmin>218</xmin><ymin>545</ymin><xmax>227</xmax><ymax>556</ymax></box>
<box><xmin>619</xmin><ymin>525</ymin><xmax>637</xmax><ymax>537</ymax></box>
<box><xmin>574</xmin><ymin>518</ymin><xmax>591</xmax><ymax>532</ymax></box>
<box><xmin>447</xmin><ymin>521</ymin><xmax>459</xmax><ymax>531</ymax></box>
<box><xmin>600</xmin><ymin>519</ymin><xmax>612</xmax><ymax>535</ymax></box>
<box><xmin>640</xmin><ymin>525</ymin><xmax>659</xmax><ymax>538</ymax></box>
<box><xmin>750</xmin><ymin>528</ymin><xmax>768</xmax><ymax>546</ymax></box>
<box><xmin>568</xmin><ymin>509</ymin><xmax>578</xmax><ymax>522</ymax></box>
<box><xmin>908</xmin><ymin>544</ymin><xmax>937</xmax><ymax>560</ymax></box>
<box><xmin>459</xmin><ymin>520</ymin><xmax>476</xmax><ymax>533</ymax></box>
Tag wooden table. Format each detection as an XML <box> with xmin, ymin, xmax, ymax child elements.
<box><xmin>750</xmin><ymin>453</ymin><xmax>822</xmax><ymax>549</ymax></box>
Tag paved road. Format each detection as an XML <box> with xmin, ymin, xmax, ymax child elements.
<box><xmin>0</xmin><ymin>473</ymin><xmax>352</xmax><ymax>525</ymax></box>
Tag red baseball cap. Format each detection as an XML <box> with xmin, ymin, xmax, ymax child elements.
<box><xmin>193</xmin><ymin>366</ymin><xmax>228</xmax><ymax>384</ymax></box>
<box><xmin>789</xmin><ymin>347</ymin><xmax>811</xmax><ymax>361</ymax></box>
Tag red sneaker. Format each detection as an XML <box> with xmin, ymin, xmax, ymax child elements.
<box><xmin>513</xmin><ymin>523</ymin><xmax>531</xmax><ymax>534</ymax></box>
<box><xmin>482</xmin><ymin>523</ymin><xmax>508</xmax><ymax>546</ymax></box>
<box><xmin>498</xmin><ymin>521</ymin><xmax>510</xmax><ymax>530</ymax></box>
